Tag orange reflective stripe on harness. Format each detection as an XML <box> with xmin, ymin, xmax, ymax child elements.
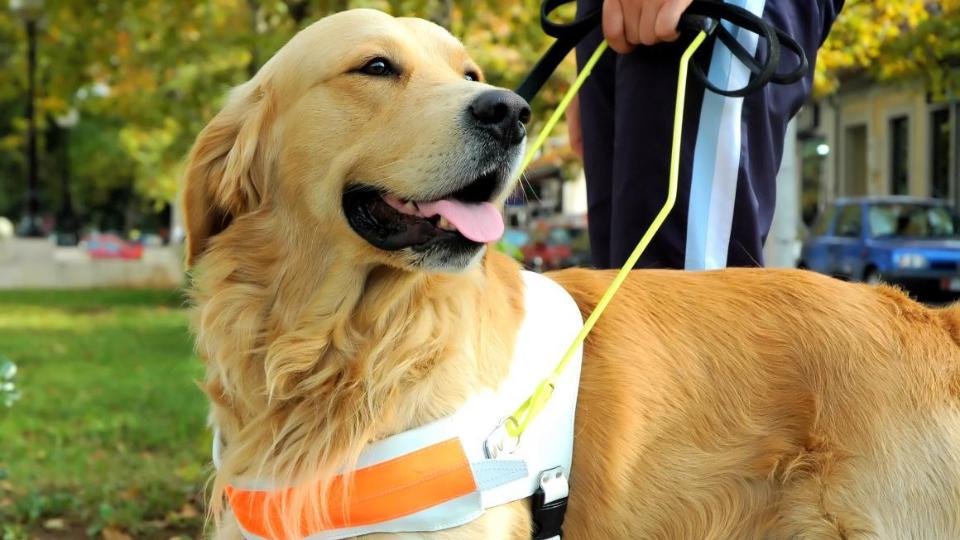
<box><xmin>226</xmin><ymin>438</ymin><xmax>477</xmax><ymax>539</ymax></box>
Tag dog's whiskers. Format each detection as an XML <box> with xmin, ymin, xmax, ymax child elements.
<box><xmin>520</xmin><ymin>171</ymin><xmax>540</xmax><ymax>204</ymax></box>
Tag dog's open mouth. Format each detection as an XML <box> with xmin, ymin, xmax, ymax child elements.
<box><xmin>343</xmin><ymin>167</ymin><xmax>506</xmax><ymax>251</ymax></box>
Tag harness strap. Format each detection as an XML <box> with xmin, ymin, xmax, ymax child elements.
<box><xmin>531</xmin><ymin>467</ymin><xmax>570</xmax><ymax>540</ymax></box>
<box><xmin>217</xmin><ymin>272</ymin><xmax>584</xmax><ymax>540</ymax></box>
<box><xmin>226</xmin><ymin>437</ymin><xmax>530</xmax><ymax>540</ymax></box>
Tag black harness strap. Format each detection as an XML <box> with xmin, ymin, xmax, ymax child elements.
<box><xmin>531</xmin><ymin>487</ymin><xmax>568</xmax><ymax>539</ymax></box>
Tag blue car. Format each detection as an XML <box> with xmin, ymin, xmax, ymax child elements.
<box><xmin>799</xmin><ymin>197</ymin><xmax>960</xmax><ymax>300</ymax></box>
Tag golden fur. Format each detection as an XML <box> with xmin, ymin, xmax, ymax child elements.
<box><xmin>183</xmin><ymin>8</ymin><xmax>960</xmax><ymax>539</ymax></box>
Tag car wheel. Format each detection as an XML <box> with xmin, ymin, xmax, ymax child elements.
<box><xmin>864</xmin><ymin>268</ymin><xmax>882</xmax><ymax>285</ymax></box>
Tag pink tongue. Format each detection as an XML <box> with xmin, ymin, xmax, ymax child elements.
<box><xmin>417</xmin><ymin>200</ymin><xmax>504</xmax><ymax>243</ymax></box>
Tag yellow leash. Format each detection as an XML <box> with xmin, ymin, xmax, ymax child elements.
<box><xmin>506</xmin><ymin>31</ymin><xmax>709</xmax><ymax>439</ymax></box>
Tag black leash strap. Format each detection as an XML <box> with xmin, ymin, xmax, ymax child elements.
<box><xmin>515</xmin><ymin>0</ymin><xmax>809</xmax><ymax>102</ymax></box>
<box><xmin>515</xmin><ymin>0</ymin><xmax>602</xmax><ymax>102</ymax></box>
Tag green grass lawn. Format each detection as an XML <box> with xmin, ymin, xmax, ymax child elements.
<box><xmin>0</xmin><ymin>289</ymin><xmax>208</xmax><ymax>538</ymax></box>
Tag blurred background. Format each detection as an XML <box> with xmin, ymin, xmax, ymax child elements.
<box><xmin>0</xmin><ymin>0</ymin><xmax>958</xmax><ymax>537</ymax></box>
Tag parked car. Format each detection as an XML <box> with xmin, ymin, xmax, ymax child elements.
<box><xmin>84</xmin><ymin>233</ymin><xmax>144</xmax><ymax>260</ymax></box>
<box><xmin>522</xmin><ymin>224</ymin><xmax>590</xmax><ymax>271</ymax></box>
<box><xmin>799</xmin><ymin>197</ymin><xmax>960</xmax><ymax>300</ymax></box>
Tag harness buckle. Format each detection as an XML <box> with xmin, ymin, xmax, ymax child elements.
<box><xmin>532</xmin><ymin>466</ymin><xmax>569</xmax><ymax>540</ymax></box>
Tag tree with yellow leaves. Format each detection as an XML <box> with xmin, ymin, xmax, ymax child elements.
<box><xmin>816</xmin><ymin>0</ymin><xmax>959</xmax><ymax>99</ymax></box>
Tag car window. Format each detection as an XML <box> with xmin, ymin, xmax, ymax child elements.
<box><xmin>835</xmin><ymin>204</ymin><xmax>862</xmax><ymax>238</ymax></box>
<box><xmin>811</xmin><ymin>205</ymin><xmax>837</xmax><ymax>236</ymax></box>
<box><xmin>867</xmin><ymin>203</ymin><xmax>960</xmax><ymax>238</ymax></box>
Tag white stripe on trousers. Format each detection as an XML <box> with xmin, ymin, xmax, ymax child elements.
<box><xmin>685</xmin><ymin>0</ymin><xmax>767</xmax><ymax>270</ymax></box>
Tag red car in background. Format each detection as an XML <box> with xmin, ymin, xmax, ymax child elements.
<box><xmin>85</xmin><ymin>233</ymin><xmax>144</xmax><ymax>260</ymax></box>
<box><xmin>522</xmin><ymin>224</ymin><xmax>590</xmax><ymax>271</ymax></box>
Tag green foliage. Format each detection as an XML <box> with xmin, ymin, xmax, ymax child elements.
<box><xmin>0</xmin><ymin>0</ymin><xmax>576</xmax><ymax>223</ymax></box>
<box><xmin>816</xmin><ymin>0</ymin><xmax>960</xmax><ymax>98</ymax></box>
<box><xmin>0</xmin><ymin>0</ymin><xmax>956</xmax><ymax>217</ymax></box>
<box><xmin>878</xmin><ymin>3</ymin><xmax>960</xmax><ymax>100</ymax></box>
<box><xmin>0</xmin><ymin>289</ymin><xmax>206</xmax><ymax>535</ymax></box>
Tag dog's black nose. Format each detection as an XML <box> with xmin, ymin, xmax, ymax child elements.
<box><xmin>468</xmin><ymin>90</ymin><xmax>531</xmax><ymax>146</ymax></box>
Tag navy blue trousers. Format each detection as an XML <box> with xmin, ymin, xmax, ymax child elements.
<box><xmin>576</xmin><ymin>0</ymin><xmax>842</xmax><ymax>269</ymax></box>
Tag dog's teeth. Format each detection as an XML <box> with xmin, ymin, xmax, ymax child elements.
<box><xmin>438</xmin><ymin>217</ymin><xmax>455</xmax><ymax>231</ymax></box>
<box><xmin>403</xmin><ymin>201</ymin><xmax>417</xmax><ymax>213</ymax></box>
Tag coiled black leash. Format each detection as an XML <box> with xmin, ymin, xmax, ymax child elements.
<box><xmin>515</xmin><ymin>0</ymin><xmax>809</xmax><ymax>102</ymax></box>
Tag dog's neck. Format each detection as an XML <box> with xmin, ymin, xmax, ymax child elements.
<box><xmin>191</xmin><ymin>225</ymin><xmax>523</xmax><ymax>488</ymax></box>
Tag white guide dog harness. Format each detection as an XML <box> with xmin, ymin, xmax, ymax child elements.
<box><xmin>214</xmin><ymin>271</ymin><xmax>584</xmax><ymax>539</ymax></box>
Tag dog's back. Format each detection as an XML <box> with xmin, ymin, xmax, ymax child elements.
<box><xmin>550</xmin><ymin>267</ymin><xmax>960</xmax><ymax>539</ymax></box>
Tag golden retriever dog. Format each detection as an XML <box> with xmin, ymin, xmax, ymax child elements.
<box><xmin>183</xmin><ymin>8</ymin><xmax>960</xmax><ymax>539</ymax></box>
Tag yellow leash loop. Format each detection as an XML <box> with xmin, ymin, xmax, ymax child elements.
<box><xmin>506</xmin><ymin>31</ymin><xmax>709</xmax><ymax>439</ymax></box>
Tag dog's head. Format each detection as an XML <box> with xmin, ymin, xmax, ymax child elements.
<box><xmin>183</xmin><ymin>9</ymin><xmax>530</xmax><ymax>272</ymax></box>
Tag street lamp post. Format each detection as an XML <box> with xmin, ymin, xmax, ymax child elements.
<box><xmin>54</xmin><ymin>108</ymin><xmax>79</xmax><ymax>246</ymax></box>
<box><xmin>10</xmin><ymin>0</ymin><xmax>45</xmax><ymax>238</ymax></box>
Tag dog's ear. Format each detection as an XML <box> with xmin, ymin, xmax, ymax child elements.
<box><xmin>182</xmin><ymin>82</ymin><xmax>276</xmax><ymax>267</ymax></box>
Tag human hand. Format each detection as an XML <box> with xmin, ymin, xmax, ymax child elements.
<box><xmin>602</xmin><ymin>0</ymin><xmax>695</xmax><ymax>54</ymax></box>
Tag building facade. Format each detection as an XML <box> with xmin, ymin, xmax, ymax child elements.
<box><xmin>807</xmin><ymin>77</ymin><xmax>958</xmax><ymax>210</ymax></box>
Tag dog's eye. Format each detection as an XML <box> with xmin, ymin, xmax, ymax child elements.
<box><xmin>359</xmin><ymin>57</ymin><xmax>397</xmax><ymax>77</ymax></box>
<box><xmin>465</xmin><ymin>71</ymin><xmax>480</xmax><ymax>82</ymax></box>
